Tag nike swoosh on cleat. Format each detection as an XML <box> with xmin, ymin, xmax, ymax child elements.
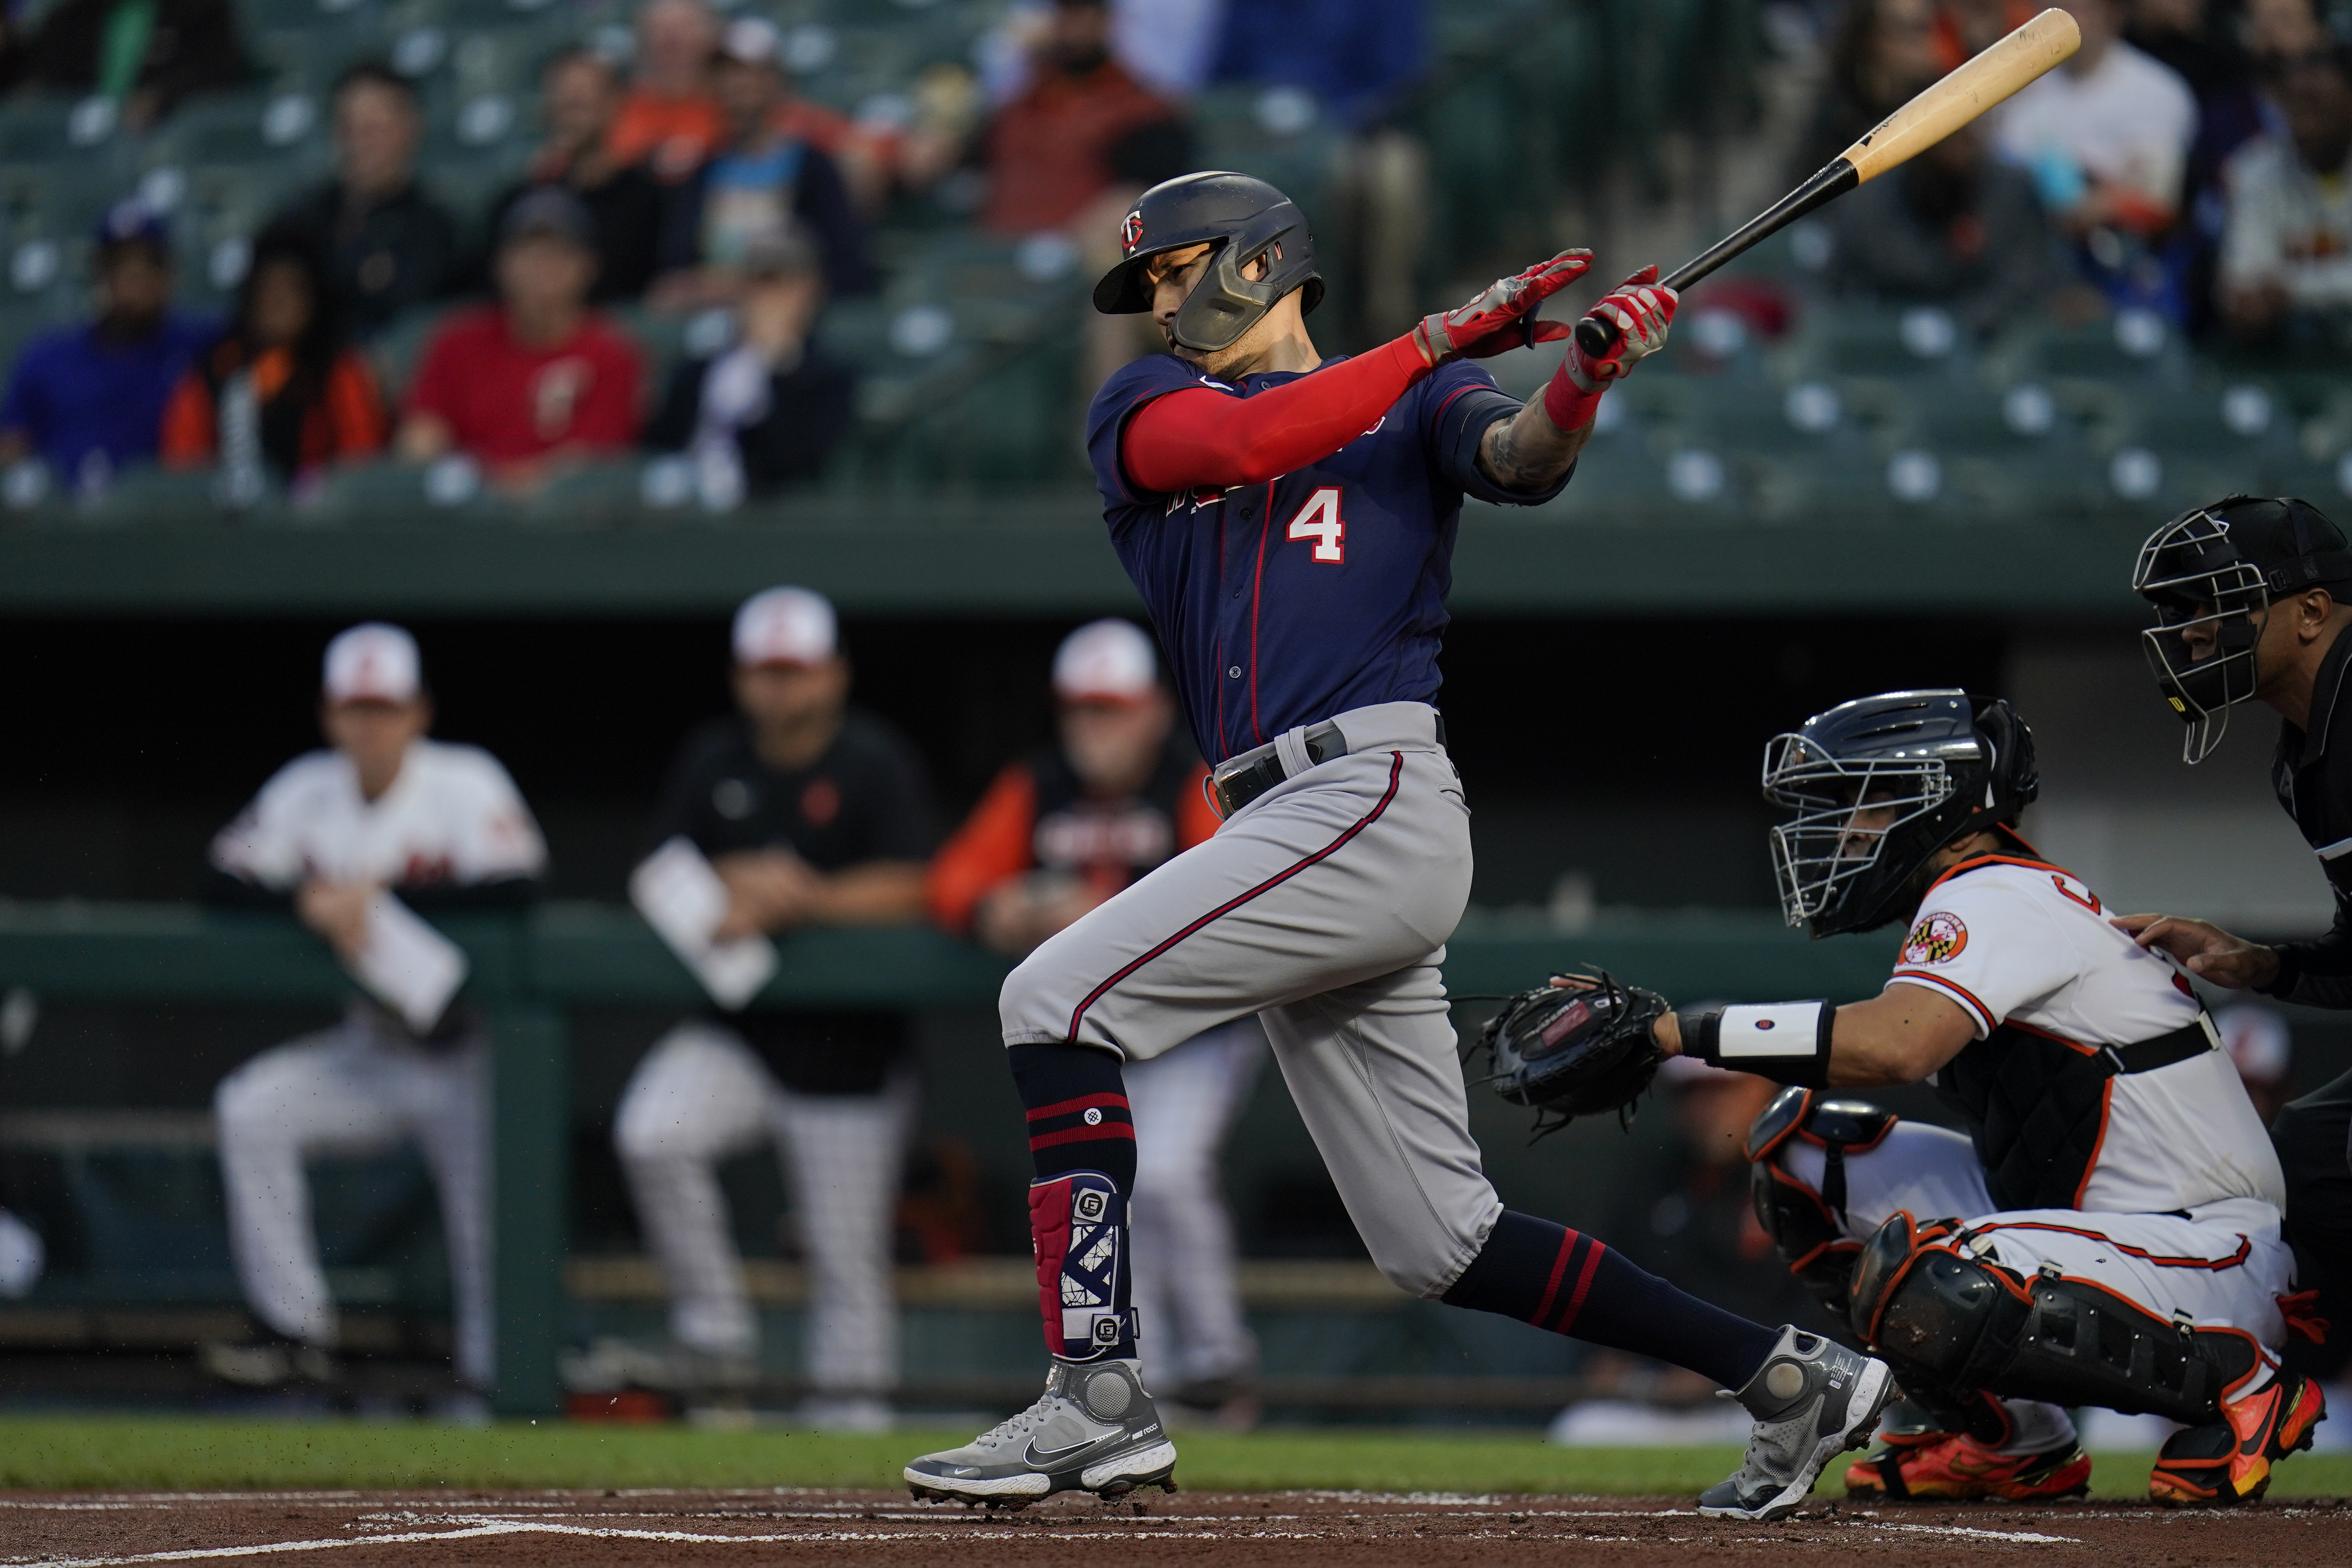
<box><xmin>1025</xmin><ymin>1437</ymin><xmax>1109</xmax><ymax>1466</ymax></box>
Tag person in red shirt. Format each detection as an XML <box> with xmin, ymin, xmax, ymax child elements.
<box><xmin>397</xmin><ymin>187</ymin><xmax>642</xmax><ymax>493</ymax></box>
<box><xmin>929</xmin><ymin>619</ymin><xmax>1265</xmax><ymax>1423</ymax></box>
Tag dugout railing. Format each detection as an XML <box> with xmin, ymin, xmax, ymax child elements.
<box><xmin>0</xmin><ymin>900</ymin><xmax>1899</xmax><ymax>1415</ymax></box>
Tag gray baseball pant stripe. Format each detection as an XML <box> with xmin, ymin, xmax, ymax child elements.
<box><xmin>1001</xmin><ymin>702</ymin><xmax>1502</xmax><ymax>1299</ymax></box>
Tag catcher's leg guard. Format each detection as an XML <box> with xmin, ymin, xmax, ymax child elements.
<box><xmin>1745</xmin><ymin>1087</ymin><xmax>1896</xmax><ymax>1315</ymax></box>
<box><xmin>1852</xmin><ymin>1212</ymin><xmax>2260</xmax><ymax>1425</ymax></box>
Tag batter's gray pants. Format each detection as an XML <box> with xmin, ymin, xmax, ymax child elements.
<box><xmin>1001</xmin><ymin>701</ymin><xmax>1502</xmax><ymax>1300</ymax></box>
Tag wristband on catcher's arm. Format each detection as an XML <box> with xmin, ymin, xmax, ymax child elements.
<box><xmin>2256</xmin><ymin>944</ymin><xmax>2300</xmax><ymax>1000</ymax></box>
<box><xmin>1683</xmin><ymin>1000</ymin><xmax>1833</xmax><ymax>1087</ymax></box>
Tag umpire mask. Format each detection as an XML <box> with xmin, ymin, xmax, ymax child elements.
<box><xmin>1762</xmin><ymin>691</ymin><xmax>2037</xmax><ymax>939</ymax></box>
<box><xmin>2133</xmin><ymin>496</ymin><xmax>2352</xmax><ymax>763</ymax></box>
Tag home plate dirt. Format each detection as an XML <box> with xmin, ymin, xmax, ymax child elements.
<box><xmin>2</xmin><ymin>1488</ymin><xmax>2347</xmax><ymax>1566</ymax></box>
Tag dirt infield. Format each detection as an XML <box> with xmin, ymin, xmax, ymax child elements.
<box><xmin>1</xmin><ymin>1487</ymin><xmax>2346</xmax><ymax>1566</ymax></box>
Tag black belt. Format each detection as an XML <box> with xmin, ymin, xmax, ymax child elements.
<box><xmin>1205</xmin><ymin>714</ymin><xmax>1446</xmax><ymax>818</ymax></box>
<box><xmin>2096</xmin><ymin>1014</ymin><xmax>2219</xmax><ymax>1076</ymax></box>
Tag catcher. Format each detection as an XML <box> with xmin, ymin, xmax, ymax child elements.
<box><xmin>1492</xmin><ymin>689</ymin><xmax>2323</xmax><ymax>1507</ymax></box>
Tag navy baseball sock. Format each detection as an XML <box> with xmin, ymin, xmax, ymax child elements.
<box><xmin>1009</xmin><ymin>1044</ymin><xmax>1138</xmax><ymax>1361</ymax></box>
<box><xmin>1443</xmin><ymin>1209</ymin><xmax>1780</xmax><ymax>1390</ymax></box>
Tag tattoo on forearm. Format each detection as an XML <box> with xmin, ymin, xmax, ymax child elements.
<box><xmin>1477</xmin><ymin>403</ymin><xmax>1586</xmax><ymax>492</ymax></box>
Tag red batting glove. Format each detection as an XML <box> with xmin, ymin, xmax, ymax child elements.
<box><xmin>1545</xmin><ymin>267</ymin><xmax>1678</xmax><ymax>432</ymax></box>
<box><xmin>1409</xmin><ymin>249</ymin><xmax>1592</xmax><ymax>365</ymax></box>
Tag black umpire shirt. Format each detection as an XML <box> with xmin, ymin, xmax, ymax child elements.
<box><xmin>2265</xmin><ymin>625</ymin><xmax>2352</xmax><ymax>1006</ymax></box>
<box><xmin>646</xmin><ymin>707</ymin><xmax>938</xmax><ymax>1094</ymax></box>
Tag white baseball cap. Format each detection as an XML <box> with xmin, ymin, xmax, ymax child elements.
<box><xmin>718</xmin><ymin>15</ymin><xmax>782</xmax><ymax>67</ymax></box>
<box><xmin>1054</xmin><ymin>619</ymin><xmax>1158</xmax><ymax>704</ymax></box>
<box><xmin>323</xmin><ymin>623</ymin><xmax>421</xmax><ymax>705</ymax></box>
<box><xmin>733</xmin><ymin>586</ymin><xmax>838</xmax><ymax>667</ymax></box>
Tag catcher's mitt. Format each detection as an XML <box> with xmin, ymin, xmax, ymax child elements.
<box><xmin>1477</xmin><ymin>970</ymin><xmax>1669</xmax><ymax>1136</ymax></box>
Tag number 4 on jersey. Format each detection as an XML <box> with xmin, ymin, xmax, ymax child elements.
<box><xmin>1287</xmin><ymin>487</ymin><xmax>1347</xmax><ymax>564</ymax></box>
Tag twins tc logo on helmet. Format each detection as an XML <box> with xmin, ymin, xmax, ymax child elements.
<box><xmin>1120</xmin><ymin>211</ymin><xmax>1145</xmax><ymax>253</ymax></box>
<box><xmin>1902</xmin><ymin>911</ymin><xmax>1969</xmax><ymax>965</ymax></box>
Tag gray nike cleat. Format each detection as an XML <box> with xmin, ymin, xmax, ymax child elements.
<box><xmin>1699</xmin><ymin>1324</ymin><xmax>1898</xmax><ymax>1522</ymax></box>
<box><xmin>904</xmin><ymin>1357</ymin><xmax>1177</xmax><ymax>1508</ymax></box>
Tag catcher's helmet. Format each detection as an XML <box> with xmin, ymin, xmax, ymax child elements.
<box><xmin>1762</xmin><ymin>690</ymin><xmax>2038</xmax><ymax>939</ymax></box>
<box><xmin>1092</xmin><ymin>171</ymin><xmax>1324</xmax><ymax>354</ymax></box>
<box><xmin>2132</xmin><ymin>495</ymin><xmax>2352</xmax><ymax>763</ymax></box>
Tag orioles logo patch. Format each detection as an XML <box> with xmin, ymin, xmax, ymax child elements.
<box><xmin>1121</xmin><ymin>211</ymin><xmax>1144</xmax><ymax>252</ymax></box>
<box><xmin>1902</xmin><ymin>911</ymin><xmax>1968</xmax><ymax>965</ymax></box>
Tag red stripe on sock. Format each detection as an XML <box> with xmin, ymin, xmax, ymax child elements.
<box><xmin>1552</xmin><ymin>1240</ymin><xmax>1608</xmax><ymax>1335</ymax></box>
<box><xmin>1528</xmin><ymin>1229</ymin><xmax>1580</xmax><ymax>1328</ymax></box>
<box><xmin>1028</xmin><ymin>1123</ymin><xmax>1138</xmax><ymax>1151</ymax></box>
<box><xmin>1025</xmin><ymin>1093</ymin><xmax>1132</xmax><ymax>1123</ymax></box>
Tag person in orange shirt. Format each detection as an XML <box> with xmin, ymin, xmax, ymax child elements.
<box><xmin>161</xmin><ymin>225</ymin><xmax>387</xmax><ymax>487</ymax></box>
<box><xmin>930</xmin><ymin>619</ymin><xmax>1264</xmax><ymax>1425</ymax></box>
<box><xmin>606</xmin><ymin>0</ymin><xmax>726</xmax><ymax>182</ymax></box>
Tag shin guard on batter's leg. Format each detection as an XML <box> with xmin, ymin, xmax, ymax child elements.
<box><xmin>1009</xmin><ymin>1044</ymin><xmax>1141</xmax><ymax>1363</ymax></box>
<box><xmin>1031</xmin><ymin>1172</ymin><xmax>1138</xmax><ymax>1361</ymax></box>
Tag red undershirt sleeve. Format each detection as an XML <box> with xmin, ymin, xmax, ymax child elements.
<box><xmin>1123</xmin><ymin>334</ymin><xmax>1432</xmax><ymax>494</ymax></box>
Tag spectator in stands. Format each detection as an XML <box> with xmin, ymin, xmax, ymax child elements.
<box><xmin>474</xmin><ymin>48</ymin><xmax>664</xmax><ymax>305</ymax></box>
<box><xmin>642</xmin><ymin>229</ymin><xmax>853</xmax><ymax>503</ymax></box>
<box><xmin>609</xmin><ymin>0</ymin><xmax>726</xmax><ymax>183</ymax></box>
<box><xmin>613</xmin><ymin>585</ymin><xmax>936</xmax><ymax>1428</ymax></box>
<box><xmin>201</xmin><ymin>622</ymin><xmax>545</xmax><ymax>1406</ymax></box>
<box><xmin>161</xmin><ymin>226</ymin><xmax>387</xmax><ymax>488</ymax></box>
<box><xmin>2217</xmin><ymin>1002</ymin><xmax>2298</xmax><ymax>1125</ymax></box>
<box><xmin>1790</xmin><ymin>0</ymin><xmax>1943</xmax><ymax>185</ymax></box>
<box><xmin>651</xmin><ymin>18</ymin><xmax>872</xmax><ymax>309</ymax></box>
<box><xmin>268</xmin><ymin>62</ymin><xmax>457</xmax><ymax>342</ymax></box>
<box><xmin>1991</xmin><ymin>0</ymin><xmax>2196</xmax><ymax>311</ymax></box>
<box><xmin>397</xmin><ymin>188</ymin><xmax>641</xmax><ymax>494</ymax></box>
<box><xmin>0</xmin><ymin>201</ymin><xmax>209</xmax><ymax>498</ymax></box>
<box><xmin>1823</xmin><ymin>121</ymin><xmax>2080</xmax><ymax>334</ymax></box>
<box><xmin>980</xmin><ymin>0</ymin><xmax>1192</xmax><ymax>236</ymax></box>
<box><xmin>928</xmin><ymin>619</ymin><xmax>1263</xmax><ymax>1424</ymax></box>
<box><xmin>0</xmin><ymin>0</ymin><xmax>249</xmax><ymax>132</ymax></box>
<box><xmin>2219</xmin><ymin>43</ymin><xmax>2352</xmax><ymax>344</ymax></box>
<box><xmin>1209</xmin><ymin>0</ymin><xmax>1427</xmax><ymax>346</ymax></box>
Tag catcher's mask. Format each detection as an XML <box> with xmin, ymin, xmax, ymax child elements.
<box><xmin>1763</xmin><ymin>690</ymin><xmax>2038</xmax><ymax>939</ymax></box>
<box><xmin>1092</xmin><ymin>171</ymin><xmax>1324</xmax><ymax>354</ymax></box>
<box><xmin>2132</xmin><ymin>495</ymin><xmax>2352</xmax><ymax>764</ymax></box>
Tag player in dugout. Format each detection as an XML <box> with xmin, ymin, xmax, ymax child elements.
<box><xmin>2117</xmin><ymin>494</ymin><xmax>2352</xmax><ymax>1437</ymax></box>
<box><xmin>610</xmin><ymin>586</ymin><xmax>937</xmax><ymax>1428</ymax></box>
<box><xmin>929</xmin><ymin>619</ymin><xmax>1265</xmax><ymax>1425</ymax></box>
<box><xmin>1634</xmin><ymin>689</ymin><xmax>2321</xmax><ymax>1507</ymax></box>
<box><xmin>201</xmin><ymin>624</ymin><xmax>546</xmax><ymax>1409</ymax></box>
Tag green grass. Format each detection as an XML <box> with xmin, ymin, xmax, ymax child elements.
<box><xmin>0</xmin><ymin>1417</ymin><xmax>2346</xmax><ymax>1499</ymax></box>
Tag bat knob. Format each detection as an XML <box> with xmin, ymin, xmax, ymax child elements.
<box><xmin>1573</xmin><ymin>314</ymin><xmax>1621</xmax><ymax>361</ymax></box>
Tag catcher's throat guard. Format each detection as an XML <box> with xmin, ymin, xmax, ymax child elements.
<box><xmin>1476</xmin><ymin>969</ymin><xmax>1668</xmax><ymax>1138</ymax></box>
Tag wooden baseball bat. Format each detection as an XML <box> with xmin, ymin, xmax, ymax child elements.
<box><xmin>1570</xmin><ymin>7</ymin><xmax>2081</xmax><ymax>359</ymax></box>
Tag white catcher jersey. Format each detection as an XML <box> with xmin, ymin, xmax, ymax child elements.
<box><xmin>211</xmin><ymin>739</ymin><xmax>546</xmax><ymax>890</ymax></box>
<box><xmin>1884</xmin><ymin>853</ymin><xmax>2285</xmax><ymax>1215</ymax></box>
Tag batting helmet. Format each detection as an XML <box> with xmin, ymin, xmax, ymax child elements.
<box><xmin>1092</xmin><ymin>171</ymin><xmax>1324</xmax><ymax>354</ymax></box>
<box><xmin>1761</xmin><ymin>690</ymin><xmax>2038</xmax><ymax>939</ymax></box>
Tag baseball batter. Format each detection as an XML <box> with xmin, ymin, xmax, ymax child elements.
<box><xmin>203</xmin><ymin>624</ymin><xmax>546</xmax><ymax>1397</ymax></box>
<box><xmin>905</xmin><ymin>171</ymin><xmax>1897</xmax><ymax>1522</ymax></box>
<box><xmin>1658</xmin><ymin>690</ymin><xmax>2321</xmax><ymax>1506</ymax></box>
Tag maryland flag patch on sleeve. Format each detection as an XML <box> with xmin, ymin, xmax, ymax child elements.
<box><xmin>1901</xmin><ymin>911</ymin><xmax>1969</xmax><ymax>965</ymax></box>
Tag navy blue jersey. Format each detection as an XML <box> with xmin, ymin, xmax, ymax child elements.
<box><xmin>1085</xmin><ymin>352</ymin><xmax>1565</xmax><ymax>763</ymax></box>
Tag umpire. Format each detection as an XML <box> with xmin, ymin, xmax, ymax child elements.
<box><xmin>612</xmin><ymin>586</ymin><xmax>937</xmax><ymax>1427</ymax></box>
<box><xmin>2123</xmin><ymin>495</ymin><xmax>2352</xmax><ymax>1383</ymax></box>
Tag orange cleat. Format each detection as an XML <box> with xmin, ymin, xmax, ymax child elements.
<box><xmin>2149</xmin><ymin>1371</ymin><xmax>2327</xmax><ymax>1506</ymax></box>
<box><xmin>1846</xmin><ymin>1433</ymin><xmax>2092</xmax><ymax>1502</ymax></box>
